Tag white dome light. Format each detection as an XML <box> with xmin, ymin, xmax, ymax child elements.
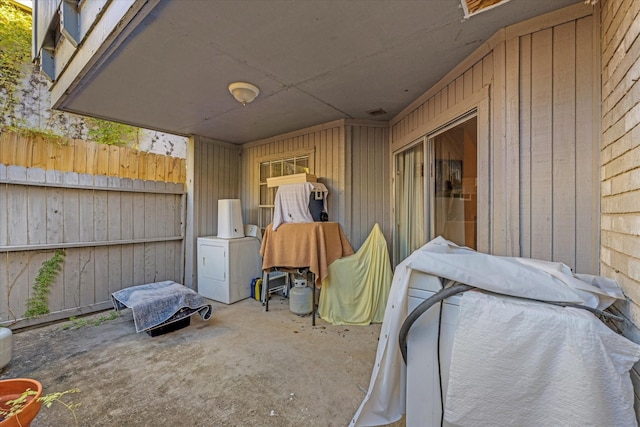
<box><xmin>228</xmin><ymin>82</ymin><xmax>260</xmax><ymax>105</ymax></box>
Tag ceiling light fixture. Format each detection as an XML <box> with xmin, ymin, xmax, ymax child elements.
<box><xmin>228</xmin><ymin>82</ymin><xmax>260</xmax><ymax>105</ymax></box>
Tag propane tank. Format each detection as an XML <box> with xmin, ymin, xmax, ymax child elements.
<box><xmin>0</xmin><ymin>327</ymin><xmax>12</xmax><ymax>369</ymax></box>
<box><xmin>289</xmin><ymin>278</ymin><xmax>313</xmax><ymax>315</ymax></box>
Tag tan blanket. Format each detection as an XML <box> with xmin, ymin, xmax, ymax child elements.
<box><xmin>260</xmin><ymin>222</ymin><xmax>354</xmax><ymax>287</ymax></box>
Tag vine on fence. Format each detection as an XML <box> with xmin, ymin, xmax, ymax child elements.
<box><xmin>24</xmin><ymin>249</ymin><xmax>66</xmax><ymax>318</ymax></box>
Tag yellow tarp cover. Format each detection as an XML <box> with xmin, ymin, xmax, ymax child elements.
<box><xmin>319</xmin><ymin>224</ymin><xmax>392</xmax><ymax>325</ymax></box>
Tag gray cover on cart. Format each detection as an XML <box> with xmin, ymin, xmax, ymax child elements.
<box><xmin>112</xmin><ymin>281</ymin><xmax>213</xmax><ymax>333</ymax></box>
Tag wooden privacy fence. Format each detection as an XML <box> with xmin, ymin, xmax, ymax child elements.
<box><xmin>0</xmin><ymin>131</ymin><xmax>186</xmax><ymax>183</ymax></box>
<box><xmin>0</xmin><ymin>132</ymin><xmax>186</xmax><ymax>329</ymax></box>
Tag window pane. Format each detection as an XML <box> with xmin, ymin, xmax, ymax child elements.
<box><xmin>283</xmin><ymin>159</ymin><xmax>296</xmax><ymax>175</ymax></box>
<box><xmin>272</xmin><ymin>161</ymin><xmax>283</xmax><ymax>177</ymax></box>
<box><xmin>259</xmin><ymin>184</ymin><xmax>269</xmax><ymax>205</ymax></box>
<box><xmin>260</xmin><ymin>162</ymin><xmax>270</xmax><ymax>182</ymax></box>
<box><xmin>296</xmin><ymin>157</ymin><xmax>309</xmax><ymax>174</ymax></box>
<box><xmin>260</xmin><ymin>207</ymin><xmax>273</xmax><ymax>229</ymax></box>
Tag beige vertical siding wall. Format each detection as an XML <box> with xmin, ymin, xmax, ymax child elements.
<box><xmin>193</xmin><ymin>137</ymin><xmax>241</xmax><ymax>237</ymax></box>
<box><xmin>239</xmin><ymin>120</ymin><xmax>391</xmax><ymax>250</ymax></box>
<box><xmin>390</xmin><ymin>3</ymin><xmax>599</xmax><ymax>274</ymax></box>
<box><xmin>346</xmin><ymin>123</ymin><xmax>392</xmax><ymax>249</ymax></box>
<box><xmin>518</xmin><ymin>12</ymin><xmax>600</xmax><ymax>274</ymax></box>
<box><xmin>599</xmin><ymin>0</ymin><xmax>640</xmax><ymax>415</ymax></box>
<box><xmin>184</xmin><ymin>136</ymin><xmax>241</xmax><ymax>288</ymax></box>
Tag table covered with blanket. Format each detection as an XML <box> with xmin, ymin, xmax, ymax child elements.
<box><xmin>260</xmin><ymin>222</ymin><xmax>354</xmax><ymax>287</ymax></box>
<box><xmin>111</xmin><ymin>281</ymin><xmax>213</xmax><ymax>333</ymax></box>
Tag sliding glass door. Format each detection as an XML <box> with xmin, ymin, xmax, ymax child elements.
<box><xmin>394</xmin><ymin>114</ymin><xmax>478</xmax><ymax>265</ymax></box>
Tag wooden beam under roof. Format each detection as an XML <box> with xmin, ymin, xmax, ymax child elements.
<box><xmin>463</xmin><ymin>0</ymin><xmax>511</xmax><ymax>16</ymax></box>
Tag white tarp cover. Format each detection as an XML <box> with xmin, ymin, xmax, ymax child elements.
<box><xmin>445</xmin><ymin>291</ymin><xmax>640</xmax><ymax>426</ymax></box>
<box><xmin>350</xmin><ymin>237</ymin><xmax>629</xmax><ymax>426</ymax></box>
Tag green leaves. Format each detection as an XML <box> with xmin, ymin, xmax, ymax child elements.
<box><xmin>39</xmin><ymin>388</ymin><xmax>81</xmax><ymax>408</ymax></box>
<box><xmin>39</xmin><ymin>388</ymin><xmax>81</xmax><ymax>426</ymax></box>
<box><xmin>62</xmin><ymin>311</ymin><xmax>118</xmax><ymax>330</ymax></box>
<box><xmin>86</xmin><ymin>118</ymin><xmax>139</xmax><ymax>146</ymax></box>
<box><xmin>0</xmin><ymin>389</ymin><xmax>37</xmax><ymax>420</ymax></box>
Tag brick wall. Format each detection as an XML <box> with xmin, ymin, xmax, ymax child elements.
<box><xmin>600</xmin><ymin>0</ymin><xmax>640</xmax><ymax>416</ymax></box>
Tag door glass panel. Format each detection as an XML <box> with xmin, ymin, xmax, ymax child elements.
<box><xmin>431</xmin><ymin>116</ymin><xmax>477</xmax><ymax>249</ymax></box>
<box><xmin>394</xmin><ymin>142</ymin><xmax>426</xmax><ymax>265</ymax></box>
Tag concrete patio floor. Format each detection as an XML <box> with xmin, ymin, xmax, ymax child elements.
<box><xmin>1</xmin><ymin>296</ymin><xmax>405</xmax><ymax>426</ymax></box>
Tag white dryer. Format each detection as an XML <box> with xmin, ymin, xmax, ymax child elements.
<box><xmin>197</xmin><ymin>236</ymin><xmax>261</xmax><ymax>304</ymax></box>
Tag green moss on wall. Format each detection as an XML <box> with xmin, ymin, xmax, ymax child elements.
<box><xmin>0</xmin><ymin>0</ymin><xmax>32</xmax><ymax>126</ymax></box>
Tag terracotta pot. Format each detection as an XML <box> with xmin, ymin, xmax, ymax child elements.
<box><xmin>0</xmin><ymin>379</ymin><xmax>43</xmax><ymax>427</ymax></box>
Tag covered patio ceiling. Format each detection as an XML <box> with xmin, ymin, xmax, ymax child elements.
<box><xmin>55</xmin><ymin>0</ymin><xmax>581</xmax><ymax>144</ymax></box>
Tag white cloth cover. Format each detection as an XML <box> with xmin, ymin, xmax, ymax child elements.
<box><xmin>272</xmin><ymin>182</ymin><xmax>328</xmax><ymax>231</ymax></box>
<box><xmin>350</xmin><ymin>236</ymin><xmax>629</xmax><ymax>426</ymax></box>
<box><xmin>445</xmin><ymin>291</ymin><xmax>640</xmax><ymax>427</ymax></box>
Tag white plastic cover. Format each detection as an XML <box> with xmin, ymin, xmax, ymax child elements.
<box><xmin>217</xmin><ymin>199</ymin><xmax>244</xmax><ymax>238</ymax></box>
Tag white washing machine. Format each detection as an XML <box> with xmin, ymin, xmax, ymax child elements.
<box><xmin>406</xmin><ymin>270</ymin><xmax>463</xmax><ymax>427</ymax></box>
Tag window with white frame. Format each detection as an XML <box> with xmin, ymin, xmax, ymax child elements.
<box><xmin>258</xmin><ymin>154</ymin><xmax>311</xmax><ymax>231</ymax></box>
